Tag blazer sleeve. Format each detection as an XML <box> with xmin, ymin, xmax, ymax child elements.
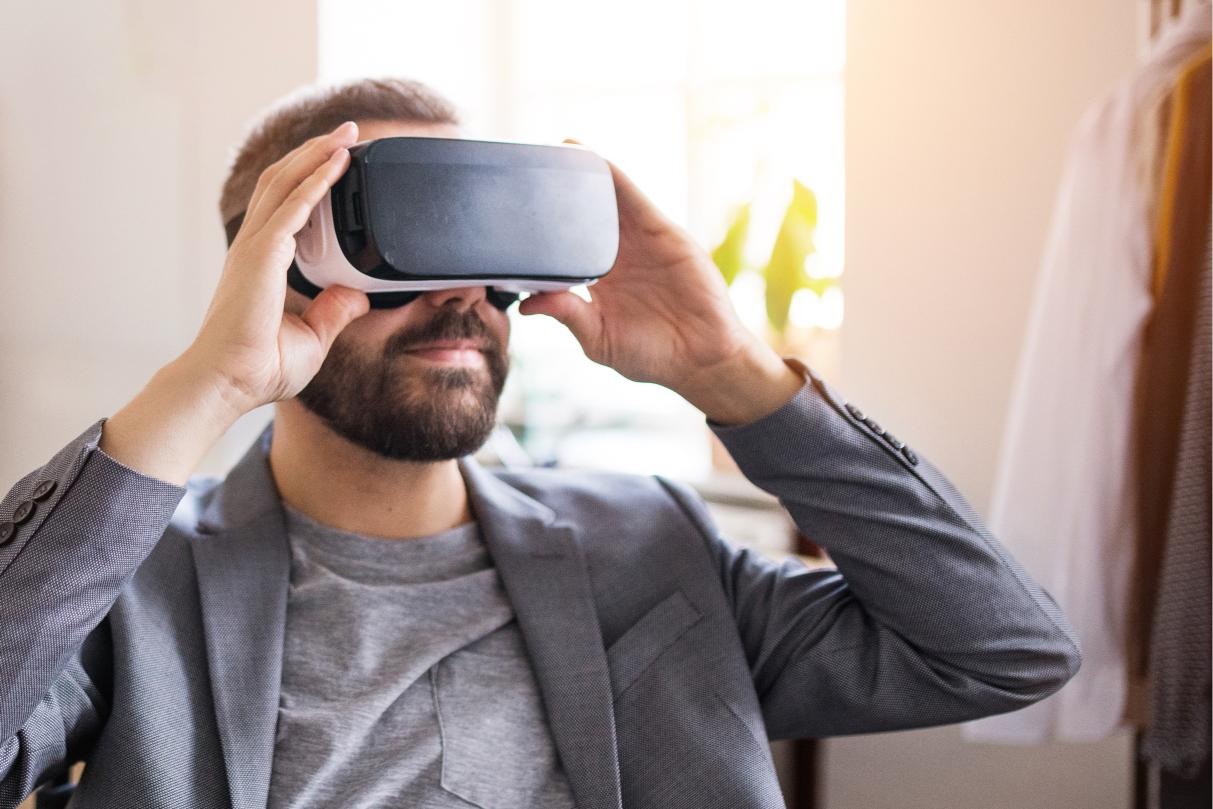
<box><xmin>0</xmin><ymin>419</ymin><xmax>185</xmax><ymax>805</ymax></box>
<box><xmin>658</xmin><ymin>359</ymin><xmax>1082</xmax><ymax>740</ymax></box>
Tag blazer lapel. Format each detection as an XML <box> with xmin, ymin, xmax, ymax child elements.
<box><xmin>190</xmin><ymin>425</ymin><xmax>290</xmax><ymax>809</ymax></box>
<box><xmin>459</xmin><ymin>456</ymin><xmax>623</xmax><ymax>809</ymax></box>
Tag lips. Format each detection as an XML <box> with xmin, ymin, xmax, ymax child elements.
<box><xmin>401</xmin><ymin>339</ymin><xmax>489</xmax><ymax>367</ymax></box>
<box><xmin>403</xmin><ymin>339</ymin><xmax>487</xmax><ymax>353</ymax></box>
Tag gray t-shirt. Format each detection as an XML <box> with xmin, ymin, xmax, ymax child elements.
<box><xmin>266</xmin><ymin>503</ymin><xmax>577</xmax><ymax>809</ymax></box>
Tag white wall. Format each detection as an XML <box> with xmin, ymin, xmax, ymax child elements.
<box><xmin>0</xmin><ymin>0</ymin><xmax>317</xmax><ymax>484</ymax></box>
<box><xmin>830</xmin><ymin>2</ymin><xmax>1140</xmax><ymax>808</ymax></box>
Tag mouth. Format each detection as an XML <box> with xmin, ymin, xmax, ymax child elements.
<box><xmin>401</xmin><ymin>339</ymin><xmax>488</xmax><ymax>367</ymax></box>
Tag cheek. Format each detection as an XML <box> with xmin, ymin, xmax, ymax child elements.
<box><xmin>488</xmin><ymin>309</ymin><xmax>511</xmax><ymax>347</ymax></box>
<box><xmin>284</xmin><ymin>288</ymin><xmax>310</xmax><ymax>318</ymax></box>
<box><xmin>340</xmin><ymin>308</ymin><xmax>409</xmax><ymax>345</ymax></box>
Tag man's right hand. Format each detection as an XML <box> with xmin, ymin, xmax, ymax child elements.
<box><xmin>188</xmin><ymin>121</ymin><xmax>369</xmax><ymax>413</ymax></box>
<box><xmin>98</xmin><ymin>121</ymin><xmax>369</xmax><ymax>485</ymax></box>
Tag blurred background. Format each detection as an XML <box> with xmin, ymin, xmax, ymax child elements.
<box><xmin>2</xmin><ymin>1</ymin><xmax>1209</xmax><ymax>808</ymax></box>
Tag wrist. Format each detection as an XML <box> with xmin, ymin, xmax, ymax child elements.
<box><xmin>99</xmin><ymin>355</ymin><xmax>245</xmax><ymax>486</ymax></box>
<box><xmin>167</xmin><ymin>349</ymin><xmax>257</xmax><ymax>426</ymax></box>
<box><xmin>676</xmin><ymin>340</ymin><xmax>805</xmax><ymax>427</ymax></box>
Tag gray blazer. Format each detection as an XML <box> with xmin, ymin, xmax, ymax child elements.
<box><xmin>0</xmin><ymin>363</ymin><xmax>1081</xmax><ymax>809</ymax></box>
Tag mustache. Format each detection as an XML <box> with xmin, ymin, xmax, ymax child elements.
<box><xmin>383</xmin><ymin>306</ymin><xmax>502</xmax><ymax>358</ymax></box>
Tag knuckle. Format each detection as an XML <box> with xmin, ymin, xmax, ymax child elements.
<box><xmin>253</xmin><ymin>167</ymin><xmax>280</xmax><ymax>196</ymax></box>
<box><xmin>293</xmin><ymin>175</ymin><xmax>326</xmax><ymax>199</ymax></box>
<box><xmin>284</xmin><ymin>186</ymin><xmax>310</xmax><ymax>207</ymax></box>
<box><xmin>298</xmin><ymin>134</ymin><xmax>328</xmax><ymax>156</ymax></box>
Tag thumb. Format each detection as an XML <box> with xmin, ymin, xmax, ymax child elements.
<box><xmin>299</xmin><ymin>285</ymin><xmax>370</xmax><ymax>354</ymax></box>
<box><xmin>518</xmin><ymin>290</ymin><xmax>602</xmax><ymax>346</ymax></box>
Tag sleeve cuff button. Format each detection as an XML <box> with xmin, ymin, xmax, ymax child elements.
<box><xmin>12</xmin><ymin>500</ymin><xmax>35</xmax><ymax>525</ymax></box>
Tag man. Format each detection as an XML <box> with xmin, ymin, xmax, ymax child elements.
<box><xmin>0</xmin><ymin>77</ymin><xmax>1080</xmax><ymax>809</ymax></box>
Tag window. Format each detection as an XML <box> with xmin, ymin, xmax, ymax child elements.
<box><xmin>319</xmin><ymin>0</ymin><xmax>845</xmax><ymax>479</ymax></box>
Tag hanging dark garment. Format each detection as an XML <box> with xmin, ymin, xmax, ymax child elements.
<box><xmin>1127</xmin><ymin>51</ymin><xmax>1212</xmax><ymax>687</ymax></box>
<box><xmin>1125</xmin><ymin>48</ymin><xmax>1212</xmax><ymax>806</ymax></box>
<box><xmin>1140</xmin><ymin>216</ymin><xmax>1211</xmax><ymax>774</ymax></box>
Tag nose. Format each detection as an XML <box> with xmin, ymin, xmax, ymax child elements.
<box><xmin>420</xmin><ymin>285</ymin><xmax>487</xmax><ymax>313</ymax></box>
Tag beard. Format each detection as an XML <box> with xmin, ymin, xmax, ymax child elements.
<box><xmin>294</xmin><ymin>305</ymin><xmax>510</xmax><ymax>462</ymax></box>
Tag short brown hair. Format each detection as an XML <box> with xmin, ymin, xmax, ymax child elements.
<box><xmin>218</xmin><ymin>76</ymin><xmax>461</xmax><ymax>226</ymax></box>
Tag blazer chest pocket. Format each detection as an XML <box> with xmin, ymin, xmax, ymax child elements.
<box><xmin>606</xmin><ymin>590</ymin><xmax>703</xmax><ymax>700</ymax></box>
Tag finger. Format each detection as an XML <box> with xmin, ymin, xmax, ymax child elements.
<box><xmin>245</xmin><ymin>121</ymin><xmax>356</xmax><ymax>236</ymax></box>
<box><xmin>299</xmin><ymin>284</ymin><xmax>370</xmax><ymax>354</ymax></box>
<box><xmin>244</xmin><ymin>128</ymin><xmax>343</xmax><ymax>230</ymax></box>
<box><xmin>252</xmin><ymin>147</ymin><xmax>351</xmax><ymax>264</ymax></box>
<box><xmin>227</xmin><ymin>147</ymin><xmax>350</xmax><ymax>312</ymax></box>
<box><xmin>245</xmin><ymin>121</ymin><xmax>356</xmax><ymax>227</ymax></box>
<box><xmin>518</xmin><ymin>290</ymin><xmax>602</xmax><ymax>346</ymax></box>
<box><xmin>244</xmin><ymin>121</ymin><xmax>358</xmax><ymax>235</ymax></box>
<box><xmin>259</xmin><ymin>121</ymin><xmax>358</xmax><ymax>212</ymax></box>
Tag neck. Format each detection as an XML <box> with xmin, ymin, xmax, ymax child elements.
<box><xmin>268</xmin><ymin>399</ymin><xmax>473</xmax><ymax>540</ymax></box>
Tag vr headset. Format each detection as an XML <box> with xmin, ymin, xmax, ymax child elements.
<box><xmin>223</xmin><ymin>136</ymin><xmax>620</xmax><ymax>311</ymax></box>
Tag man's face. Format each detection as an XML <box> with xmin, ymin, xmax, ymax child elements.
<box><xmin>288</xmin><ymin>119</ymin><xmax>511</xmax><ymax>462</ymax></box>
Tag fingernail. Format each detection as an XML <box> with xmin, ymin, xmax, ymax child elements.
<box><xmin>336</xmin><ymin>121</ymin><xmax>356</xmax><ymax>134</ymax></box>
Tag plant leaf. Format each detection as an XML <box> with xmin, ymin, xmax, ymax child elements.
<box><xmin>710</xmin><ymin>203</ymin><xmax>752</xmax><ymax>286</ymax></box>
<box><xmin>761</xmin><ymin>180</ymin><xmax>818</xmax><ymax>333</ymax></box>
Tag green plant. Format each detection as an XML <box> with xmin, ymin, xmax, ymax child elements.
<box><xmin>710</xmin><ymin>179</ymin><xmax>837</xmax><ymax>337</ymax></box>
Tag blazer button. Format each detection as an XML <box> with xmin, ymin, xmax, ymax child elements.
<box><xmin>884</xmin><ymin>433</ymin><xmax>905</xmax><ymax>450</ymax></box>
<box><xmin>32</xmin><ymin>480</ymin><xmax>56</xmax><ymax>501</ymax></box>
<box><xmin>864</xmin><ymin>418</ymin><xmax>886</xmax><ymax>436</ymax></box>
<box><xmin>845</xmin><ymin>403</ymin><xmax>865</xmax><ymax>421</ymax></box>
<box><xmin>0</xmin><ymin>521</ymin><xmax>15</xmax><ymax>546</ymax></box>
<box><xmin>902</xmin><ymin>446</ymin><xmax>919</xmax><ymax>465</ymax></box>
<box><xmin>12</xmin><ymin>500</ymin><xmax>35</xmax><ymax>525</ymax></box>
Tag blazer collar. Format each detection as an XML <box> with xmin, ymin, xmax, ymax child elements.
<box><xmin>190</xmin><ymin>423</ymin><xmax>622</xmax><ymax>809</ymax></box>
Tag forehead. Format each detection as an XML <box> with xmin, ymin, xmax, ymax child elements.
<box><xmin>353</xmin><ymin>119</ymin><xmax>463</xmax><ymax>142</ymax></box>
